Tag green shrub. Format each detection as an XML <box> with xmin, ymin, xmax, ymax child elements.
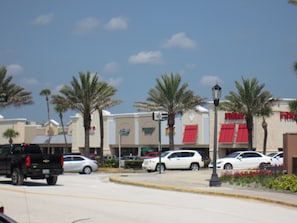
<box><xmin>104</xmin><ymin>158</ymin><xmax>119</xmax><ymax>168</ymax></box>
<box><xmin>220</xmin><ymin>169</ymin><xmax>297</xmax><ymax>193</ymax></box>
<box><xmin>124</xmin><ymin>160</ymin><xmax>143</xmax><ymax>169</ymax></box>
<box><xmin>203</xmin><ymin>159</ymin><xmax>211</xmax><ymax>168</ymax></box>
<box><xmin>270</xmin><ymin>175</ymin><xmax>297</xmax><ymax>192</ymax></box>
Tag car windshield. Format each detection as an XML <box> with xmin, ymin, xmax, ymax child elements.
<box><xmin>161</xmin><ymin>151</ymin><xmax>170</xmax><ymax>157</ymax></box>
<box><xmin>225</xmin><ymin>152</ymin><xmax>241</xmax><ymax>158</ymax></box>
<box><xmin>268</xmin><ymin>153</ymin><xmax>277</xmax><ymax>157</ymax></box>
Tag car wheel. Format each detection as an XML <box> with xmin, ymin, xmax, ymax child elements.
<box><xmin>190</xmin><ymin>163</ymin><xmax>200</xmax><ymax>171</ymax></box>
<box><xmin>46</xmin><ymin>176</ymin><xmax>58</xmax><ymax>185</ymax></box>
<box><xmin>223</xmin><ymin>163</ymin><xmax>233</xmax><ymax>170</ymax></box>
<box><xmin>12</xmin><ymin>168</ymin><xmax>24</xmax><ymax>185</ymax></box>
<box><xmin>259</xmin><ymin>162</ymin><xmax>269</xmax><ymax>170</ymax></box>
<box><xmin>83</xmin><ymin>166</ymin><xmax>92</xmax><ymax>174</ymax></box>
<box><xmin>156</xmin><ymin>163</ymin><xmax>165</xmax><ymax>173</ymax></box>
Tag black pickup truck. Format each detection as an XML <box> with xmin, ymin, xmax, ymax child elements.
<box><xmin>0</xmin><ymin>144</ymin><xmax>63</xmax><ymax>185</ymax></box>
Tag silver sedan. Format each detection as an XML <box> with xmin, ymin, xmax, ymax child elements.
<box><xmin>63</xmin><ymin>154</ymin><xmax>98</xmax><ymax>174</ymax></box>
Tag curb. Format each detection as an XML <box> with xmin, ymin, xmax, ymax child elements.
<box><xmin>109</xmin><ymin>176</ymin><xmax>297</xmax><ymax>209</ymax></box>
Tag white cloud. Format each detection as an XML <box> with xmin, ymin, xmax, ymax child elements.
<box><xmin>107</xmin><ymin>77</ymin><xmax>122</xmax><ymax>87</ymax></box>
<box><xmin>185</xmin><ymin>63</ymin><xmax>196</xmax><ymax>70</ymax></box>
<box><xmin>105</xmin><ymin>17</ymin><xmax>128</xmax><ymax>30</ymax></box>
<box><xmin>128</xmin><ymin>51</ymin><xmax>162</xmax><ymax>64</ymax></box>
<box><xmin>21</xmin><ymin>78</ymin><xmax>40</xmax><ymax>86</ymax></box>
<box><xmin>6</xmin><ymin>64</ymin><xmax>23</xmax><ymax>76</ymax></box>
<box><xmin>200</xmin><ymin>75</ymin><xmax>222</xmax><ymax>87</ymax></box>
<box><xmin>54</xmin><ymin>84</ymin><xmax>65</xmax><ymax>93</ymax></box>
<box><xmin>32</xmin><ymin>13</ymin><xmax>54</xmax><ymax>25</ymax></box>
<box><xmin>162</xmin><ymin>32</ymin><xmax>197</xmax><ymax>49</ymax></box>
<box><xmin>74</xmin><ymin>17</ymin><xmax>100</xmax><ymax>35</ymax></box>
<box><xmin>104</xmin><ymin>62</ymin><xmax>119</xmax><ymax>73</ymax></box>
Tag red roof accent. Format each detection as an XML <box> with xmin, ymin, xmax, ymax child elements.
<box><xmin>218</xmin><ymin>124</ymin><xmax>235</xmax><ymax>143</ymax></box>
<box><xmin>182</xmin><ymin>125</ymin><xmax>198</xmax><ymax>144</ymax></box>
<box><xmin>236</xmin><ymin>123</ymin><xmax>248</xmax><ymax>143</ymax></box>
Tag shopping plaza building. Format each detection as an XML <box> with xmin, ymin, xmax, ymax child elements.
<box><xmin>0</xmin><ymin>98</ymin><xmax>296</xmax><ymax>159</ymax></box>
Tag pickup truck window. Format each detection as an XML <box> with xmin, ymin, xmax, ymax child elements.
<box><xmin>12</xmin><ymin>145</ymin><xmax>41</xmax><ymax>154</ymax></box>
<box><xmin>0</xmin><ymin>147</ymin><xmax>11</xmax><ymax>155</ymax></box>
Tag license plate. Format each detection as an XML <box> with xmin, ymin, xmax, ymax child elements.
<box><xmin>43</xmin><ymin>169</ymin><xmax>50</xmax><ymax>174</ymax></box>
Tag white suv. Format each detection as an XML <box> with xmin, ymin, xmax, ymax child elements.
<box><xmin>142</xmin><ymin>150</ymin><xmax>204</xmax><ymax>172</ymax></box>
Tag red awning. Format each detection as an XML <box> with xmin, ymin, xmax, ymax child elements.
<box><xmin>182</xmin><ymin>125</ymin><xmax>198</xmax><ymax>144</ymax></box>
<box><xmin>236</xmin><ymin>123</ymin><xmax>248</xmax><ymax>143</ymax></box>
<box><xmin>218</xmin><ymin>124</ymin><xmax>235</xmax><ymax>143</ymax></box>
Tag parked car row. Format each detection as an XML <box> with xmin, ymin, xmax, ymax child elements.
<box><xmin>63</xmin><ymin>150</ymin><xmax>283</xmax><ymax>174</ymax></box>
<box><xmin>208</xmin><ymin>151</ymin><xmax>283</xmax><ymax>170</ymax></box>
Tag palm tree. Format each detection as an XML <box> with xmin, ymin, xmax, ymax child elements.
<box><xmin>0</xmin><ymin>66</ymin><xmax>33</xmax><ymax>109</ymax></box>
<box><xmin>134</xmin><ymin>73</ymin><xmax>206</xmax><ymax>150</ymax></box>
<box><xmin>220</xmin><ymin>77</ymin><xmax>273</xmax><ymax>151</ymax></box>
<box><xmin>289</xmin><ymin>99</ymin><xmax>297</xmax><ymax>122</ymax></box>
<box><xmin>53</xmin><ymin>71</ymin><xmax>106</xmax><ymax>156</ymax></box>
<box><xmin>3</xmin><ymin>128</ymin><xmax>19</xmax><ymax>144</ymax></box>
<box><xmin>40</xmin><ymin>89</ymin><xmax>52</xmax><ymax>150</ymax></box>
<box><xmin>53</xmin><ymin>103</ymin><xmax>68</xmax><ymax>151</ymax></box>
<box><xmin>257</xmin><ymin>98</ymin><xmax>276</xmax><ymax>154</ymax></box>
<box><xmin>95</xmin><ymin>81</ymin><xmax>122</xmax><ymax>162</ymax></box>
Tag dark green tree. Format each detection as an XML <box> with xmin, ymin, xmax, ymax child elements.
<box><xmin>134</xmin><ymin>73</ymin><xmax>206</xmax><ymax>150</ymax></box>
<box><xmin>256</xmin><ymin>98</ymin><xmax>276</xmax><ymax>154</ymax></box>
<box><xmin>40</xmin><ymin>89</ymin><xmax>52</xmax><ymax>149</ymax></box>
<box><xmin>52</xmin><ymin>72</ymin><xmax>108</xmax><ymax>156</ymax></box>
<box><xmin>95</xmin><ymin>81</ymin><xmax>122</xmax><ymax>162</ymax></box>
<box><xmin>0</xmin><ymin>66</ymin><xmax>33</xmax><ymax>109</ymax></box>
<box><xmin>289</xmin><ymin>99</ymin><xmax>297</xmax><ymax>123</ymax></box>
<box><xmin>220</xmin><ymin>77</ymin><xmax>273</xmax><ymax>151</ymax></box>
<box><xmin>53</xmin><ymin>103</ymin><xmax>68</xmax><ymax>150</ymax></box>
<box><xmin>3</xmin><ymin>128</ymin><xmax>19</xmax><ymax>144</ymax></box>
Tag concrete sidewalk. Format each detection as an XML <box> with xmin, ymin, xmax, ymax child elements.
<box><xmin>109</xmin><ymin>169</ymin><xmax>297</xmax><ymax>208</ymax></box>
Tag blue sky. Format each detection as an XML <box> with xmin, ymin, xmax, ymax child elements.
<box><xmin>1</xmin><ymin>0</ymin><xmax>297</xmax><ymax>124</ymax></box>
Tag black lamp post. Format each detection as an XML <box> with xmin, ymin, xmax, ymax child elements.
<box><xmin>209</xmin><ymin>84</ymin><xmax>222</xmax><ymax>187</ymax></box>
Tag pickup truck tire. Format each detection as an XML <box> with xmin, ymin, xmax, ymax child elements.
<box><xmin>12</xmin><ymin>168</ymin><xmax>24</xmax><ymax>185</ymax></box>
<box><xmin>46</xmin><ymin>176</ymin><xmax>58</xmax><ymax>185</ymax></box>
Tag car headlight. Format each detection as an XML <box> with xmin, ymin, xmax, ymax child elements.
<box><xmin>148</xmin><ymin>159</ymin><xmax>156</xmax><ymax>164</ymax></box>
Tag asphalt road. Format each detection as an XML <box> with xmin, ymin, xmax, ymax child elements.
<box><xmin>0</xmin><ymin>173</ymin><xmax>297</xmax><ymax>223</ymax></box>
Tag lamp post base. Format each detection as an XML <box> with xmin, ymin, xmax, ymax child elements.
<box><xmin>209</xmin><ymin>173</ymin><xmax>221</xmax><ymax>187</ymax></box>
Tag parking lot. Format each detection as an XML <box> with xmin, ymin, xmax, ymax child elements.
<box><xmin>1</xmin><ymin>172</ymin><xmax>297</xmax><ymax>223</ymax></box>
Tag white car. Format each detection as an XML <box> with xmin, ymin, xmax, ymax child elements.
<box><xmin>63</xmin><ymin>155</ymin><xmax>98</xmax><ymax>174</ymax></box>
<box><xmin>142</xmin><ymin>150</ymin><xmax>204</xmax><ymax>172</ymax></box>
<box><xmin>268</xmin><ymin>151</ymin><xmax>283</xmax><ymax>166</ymax></box>
<box><xmin>208</xmin><ymin>151</ymin><xmax>272</xmax><ymax>170</ymax></box>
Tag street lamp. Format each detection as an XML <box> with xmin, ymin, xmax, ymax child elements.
<box><xmin>118</xmin><ymin>128</ymin><xmax>130</xmax><ymax>168</ymax></box>
<box><xmin>209</xmin><ymin>84</ymin><xmax>222</xmax><ymax>187</ymax></box>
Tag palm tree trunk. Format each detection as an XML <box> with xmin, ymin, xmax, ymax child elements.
<box><xmin>168</xmin><ymin>113</ymin><xmax>175</xmax><ymax>150</ymax></box>
<box><xmin>99</xmin><ymin>109</ymin><xmax>104</xmax><ymax>162</ymax></box>
<box><xmin>246</xmin><ymin>115</ymin><xmax>253</xmax><ymax>150</ymax></box>
<box><xmin>46</xmin><ymin>96</ymin><xmax>51</xmax><ymax>151</ymax></box>
<box><xmin>262</xmin><ymin>117</ymin><xmax>268</xmax><ymax>155</ymax></box>
<box><xmin>83</xmin><ymin>113</ymin><xmax>91</xmax><ymax>157</ymax></box>
<box><xmin>59</xmin><ymin>112</ymin><xmax>68</xmax><ymax>152</ymax></box>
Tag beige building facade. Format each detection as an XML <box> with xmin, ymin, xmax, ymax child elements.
<box><xmin>0</xmin><ymin>98</ymin><xmax>296</xmax><ymax>160</ymax></box>
<box><xmin>208</xmin><ymin>98</ymin><xmax>297</xmax><ymax>158</ymax></box>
